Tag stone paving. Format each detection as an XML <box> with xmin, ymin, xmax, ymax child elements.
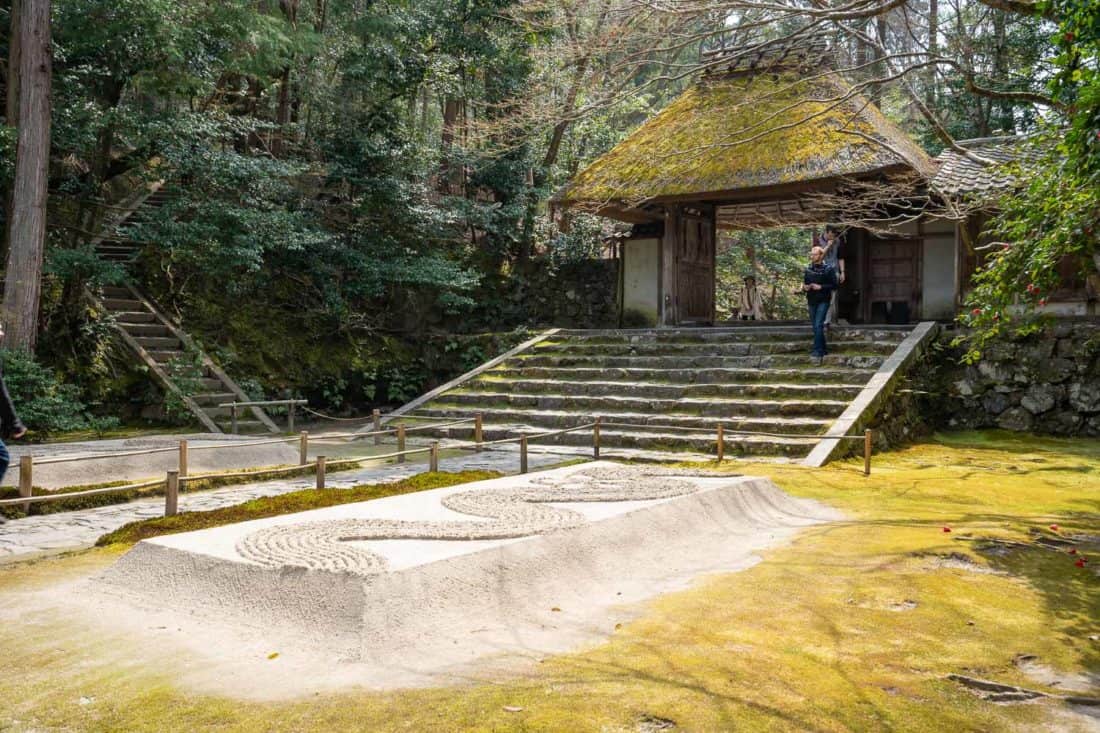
<box><xmin>0</xmin><ymin>447</ymin><xmax>579</xmax><ymax>562</ymax></box>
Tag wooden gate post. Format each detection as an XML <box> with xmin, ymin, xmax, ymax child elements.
<box><xmin>178</xmin><ymin>439</ymin><xmax>188</xmax><ymax>477</ymax></box>
<box><xmin>373</xmin><ymin>409</ymin><xmax>381</xmax><ymax>445</ymax></box>
<box><xmin>474</xmin><ymin>413</ymin><xmax>483</xmax><ymax>452</ymax></box>
<box><xmin>397</xmin><ymin>424</ymin><xmax>406</xmax><ymax>463</ymax></box>
<box><xmin>430</xmin><ymin>441</ymin><xmax>439</xmax><ymax>472</ymax></box>
<box><xmin>316</xmin><ymin>456</ymin><xmax>327</xmax><ymax>489</ymax></box>
<box><xmin>299</xmin><ymin>431</ymin><xmax>309</xmax><ymax>465</ymax></box>
<box><xmin>18</xmin><ymin>455</ymin><xmax>32</xmax><ymax>513</ymax></box>
<box><xmin>287</xmin><ymin>403</ymin><xmax>295</xmax><ymax>434</ymax></box>
<box><xmin>716</xmin><ymin>424</ymin><xmax>724</xmax><ymax>463</ymax></box>
<box><xmin>520</xmin><ymin>436</ymin><xmax>528</xmax><ymax>474</ymax></box>
<box><xmin>230</xmin><ymin>404</ymin><xmax>238</xmax><ymax>435</ymax></box>
<box><xmin>165</xmin><ymin>471</ymin><xmax>179</xmax><ymax>517</ymax></box>
<box><xmin>593</xmin><ymin>417</ymin><xmax>602</xmax><ymax>459</ymax></box>
<box><xmin>864</xmin><ymin>430</ymin><xmax>872</xmax><ymax>476</ymax></box>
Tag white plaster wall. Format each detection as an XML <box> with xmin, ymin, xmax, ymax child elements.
<box><xmin>922</xmin><ymin>235</ymin><xmax>957</xmax><ymax>319</ymax></box>
<box><xmin>623</xmin><ymin>238</ymin><xmax>660</xmax><ymax>325</ymax></box>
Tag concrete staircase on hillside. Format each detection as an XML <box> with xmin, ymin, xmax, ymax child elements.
<box><xmin>88</xmin><ymin>183</ymin><xmax>278</xmax><ymax>433</ymax></box>
<box><xmin>404</xmin><ymin>325</ymin><xmax>914</xmax><ymax>460</ymax></box>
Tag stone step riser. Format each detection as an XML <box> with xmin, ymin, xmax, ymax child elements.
<box><xmin>535</xmin><ymin>340</ymin><xmax>898</xmax><ymax>357</ymax></box>
<box><xmin>113</xmin><ymin>311</ymin><xmax>156</xmax><ymax>324</ymax></box>
<box><xmin>433</xmin><ymin>394</ymin><xmax>846</xmax><ymax>418</ymax></box>
<box><xmin>515</xmin><ymin>354</ymin><xmax>886</xmax><ymax>370</ymax></box>
<box><xmin>103</xmin><ymin>298</ymin><xmax>145</xmax><ymax>311</ymax></box>
<box><xmin>434</xmin><ymin>426</ymin><xmax>813</xmax><ymax>457</ymax></box>
<box><xmin>463</xmin><ymin>380</ymin><xmax>864</xmax><ymax>400</ymax></box>
<box><xmin>556</xmin><ymin>329</ymin><xmax>910</xmax><ymax>344</ymax></box>
<box><xmin>416</xmin><ymin>408</ymin><xmax>828</xmax><ymax>435</ymax></box>
<box><xmin>119</xmin><ymin>323</ymin><xmax>173</xmax><ymax>337</ymax></box>
<box><xmin>134</xmin><ymin>336</ymin><xmax>182</xmax><ymax>350</ymax></box>
<box><xmin>488</xmin><ymin>366</ymin><xmax>876</xmax><ymax>384</ymax></box>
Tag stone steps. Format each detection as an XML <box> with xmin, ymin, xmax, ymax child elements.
<box><xmin>514</xmin><ymin>353</ymin><xmax>887</xmax><ymax>370</ymax></box>
<box><xmin>555</xmin><ymin>327</ymin><xmax>910</xmax><ymax>343</ymax></box>
<box><xmin>434</xmin><ymin>392</ymin><xmax>849</xmax><ymax>418</ymax></box>
<box><xmin>459</xmin><ymin>378</ymin><xmax>866</xmax><ymax>400</ymax></box>
<box><xmin>487</xmin><ymin>365</ymin><xmax>877</xmax><ymax>384</ymax></box>
<box><xmin>532</xmin><ymin>339</ymin><xmax>898</xmax><ymax>356</ymax></box>
<box><xmin>404</xmin><ymin>326</ymin><xmax>910</xmax><ymax>459</ymax></box>
<box><xmin>418</xmin><ymin>406</ymin><xmax>831</xmax><ymax>435</ymax></box>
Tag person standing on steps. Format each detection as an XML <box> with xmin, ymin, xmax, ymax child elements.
<box><xmin>819</xmin><ymin>225</ymin><xmax>847</xmax><ymax>325</ymax></box>
<box><xmin>738</xmin><ymin>274</ymin><xmax>764</xmax><ymax>320</ymax></box>
<box><xmin>0</xmin><ymin>323</ymin><xmax>28</xmax><ymax>524</ymax></box>
<box><xmin>803</xmin><ymin>245</ymin><xmax>838</xmax><ymax>365</ymax></box>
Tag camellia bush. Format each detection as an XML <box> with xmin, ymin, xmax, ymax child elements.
<box><xmin>959</xmin><ymin>0</ymin><xmax>1099</xmax><ymax>360</ymax></box>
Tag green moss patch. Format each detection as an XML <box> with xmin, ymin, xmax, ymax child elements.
<box><xmin>95</xmin><ymin>469</ymin><xmax>501</xmax><ymax>546</ymax></box>
<box><xmin>558</xmin><ymin>71</ymin><xmax>933</xmax><ymax>205</ymax></box>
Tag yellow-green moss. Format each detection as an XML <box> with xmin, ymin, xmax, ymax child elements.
<box><xmin>559</xmin><ymin>72</ymin><xmax>933</xmax><ymax>206</ymax></box>
<box><xmin>0</xmin><ymin>431</ymin><xmax>1097</xmax><ymax>732</ymax></box>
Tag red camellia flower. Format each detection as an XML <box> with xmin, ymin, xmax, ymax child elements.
<box><xmin>1069</xmin><ymin>548</ymin><xmax>1078</xmax><ymax>555</ymax></box>
<box><xmin>1050</xmin><ymin>524</ymin><xmax>1060</xmax><ymax>531</ymax></box>
<box><xmin>1039</xmin><ymin>299</ymin><xmax>1047</xmax><ymax>306</ymax></box>
<box><xmin>1065</xmin><ymin>31</ymin><xmax>1075</xmax><ymax>42</ymax></box>
<box><xmin>943</xmin><ymin>526</ymin><xmax>952</xmax><ymax>533</ymax></box>
<box><xmin>971</xmin><ymin>308</ymin><xmax>981</xmax><ymax>316</ymax></box>
<box><xmin>1076</xmin><ymin>558</ymin><xmax>1086</xmax><ymax>568</ymax></box>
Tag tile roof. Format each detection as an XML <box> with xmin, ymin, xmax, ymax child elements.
<box><xmin>930</xmin><ymin>135</ymin><xmax>1031</xmax><ymax>198</ymax></box>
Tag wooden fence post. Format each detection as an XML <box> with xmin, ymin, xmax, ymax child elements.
<box><xmin>299</xmin><ymin>431</ymin><xmax>309</xmax><ymax>465</ymax></box>
<box><xmin>474</xmin><ymin>413</ymin><xmax>483</xmax><ymax>452</ymax></box>
<box><xmin>593</xmin><ymin>417</ymin><xmax>601</xmax><ymax>459</ymax></box>
<box><xmin>18</xmin><ymin>455</ymin><xmax>32</xmax><ymax>513</ymax></box>
<box><xmin>316</xmin><ymin>456</ymin><xmax>326</xmax><ymax>489</ymax></box>
<box><xmin>230</xmin><ymin>404</ymin><xmax>238</xmax><ymax>435</ymax></box>
<box><xmin>430</xmin><ymin>441</ymin><xmax>439</xmax><ymax>472</ymax></box>
<box><xmin>287</xmin><ymin>403</ymin><xmax>295</xmax><ymax>434</ymax></box>
<box><xmin>373</xmin><ymin>409</ymin><xmax>381</xmax><ymax>445</ymax></box>
<box><xmin>716</xmin><ymin>424</ymin><xmax>724</xmax><ymax>463</ymax></box>
<box><xmin>178</xmin><ymin>439</ymin><xmax>188</xmax><ymax>477</ymax></box>
<box><xmin>165</xmin><ymin>471</ymin><xmax>179</xmax><ymax>517</ymax></box>
<box><xmin>864</xmin><ymin>430</ymin><xmax>872</xmax><ymax>476</ymax></box>
<box><xmin>397</xmin><ymin>424</ymin><xmax>406</xmax><ymax>463</ymax></box>
<box><xmin>520</xmin><ymin>436</ymin><xmax>528</xmax><ymax>474</ymax></box>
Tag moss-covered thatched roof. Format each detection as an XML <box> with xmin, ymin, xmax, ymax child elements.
<box><xmin>555</xmin><ymin>71</ymin><xmax>934</xmax><ymax>219</ymax></box>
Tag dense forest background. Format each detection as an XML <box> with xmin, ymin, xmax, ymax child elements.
<box><xmin>0</xmin><ymin>0</ymin><xmax>1095</xmax><ymax>431</ymax></box>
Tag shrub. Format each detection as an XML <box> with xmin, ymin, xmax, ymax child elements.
<box><xmin>0</xmin><ymin>349</ymin><xmax>119</xmax><ymax>437</ymax></box>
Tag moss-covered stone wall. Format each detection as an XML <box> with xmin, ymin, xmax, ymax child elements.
<box><xmin>927</xmin><ymin>319</ymin><xmax>1100</xmax><ymax>436</ymax></box>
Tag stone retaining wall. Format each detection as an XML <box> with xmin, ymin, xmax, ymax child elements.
<box><xmin>932</xmin><ymin>319</ymin><xmax>1100</xmax><ymax>435</ymax></box>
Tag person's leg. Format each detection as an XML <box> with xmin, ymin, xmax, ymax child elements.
<box><xmin>811</xmin><ymin>301</ymin><xmax>829</xmax><ymax>356</ymax></box>
<box><xmin>0</xmin><ymin>438</ymin><xmax>9</xmax><ymax>488</ymax></box>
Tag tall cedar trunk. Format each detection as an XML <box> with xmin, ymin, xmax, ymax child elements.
<box><xmin>440</xmin><ymin>97</ymin><xmax>463</xmax><ymax>195</ymax></box>
<box><xmin>273</xmin><ymin>0</ymin><xmax>300</xmax><ymax>158</ymax></box>
<box><xmin>2</xmin><ymin>0</ymin><xmax>21</xmax><ymax>264</ymax></box>
<box><xmin>3</xmin><ymin>0</ymin><xmax>51</xmax><ymax>352</ymax></box>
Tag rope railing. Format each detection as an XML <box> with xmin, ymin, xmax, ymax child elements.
<box><xmin>3</xmin><ymin>410</ymin><xmax>875</xmax><ymax>518</ymax></box>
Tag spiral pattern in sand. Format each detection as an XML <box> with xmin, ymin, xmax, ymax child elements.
<box><xmin>234</xmin><ymin>466</ymin><xmax>706</xmax><ymax>575</ymax></box>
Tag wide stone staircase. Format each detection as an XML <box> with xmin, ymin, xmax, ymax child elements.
<box><xmin>89</xmin><ymin>181</ymin><xmax>278</xmax><ymax>433</ymax></box>
<box><xmin>406</xmin><ymin>325</ymin><xmax>913</xmax><ymax>459</ymax></box>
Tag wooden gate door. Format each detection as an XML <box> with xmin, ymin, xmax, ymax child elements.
<box><xmin>866</xmin><ymin>238</ymin><xmax>921</xmax><ymax>322</ymax></box>
<box><xmin>676</xmin><ymin>212</ymin><xmax>715</xmax><ymax>323</ymax></box>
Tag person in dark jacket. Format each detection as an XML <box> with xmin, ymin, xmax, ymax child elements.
<box><xmin>0</xmin><ymin>323</ymin><xmax>28</xmax><ymax>490</ymax></box>
<box><xmin>803</xmin><ymin>245</ymin><xmax>838</xmax><ymax>364</ymax></box>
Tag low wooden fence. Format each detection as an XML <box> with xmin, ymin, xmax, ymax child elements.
<box><xmin>0</xmin><ymin>411</ymin><xmax>874</xmax><ymax>518</ymax></box>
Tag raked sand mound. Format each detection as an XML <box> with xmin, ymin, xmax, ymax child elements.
<box><xmin>91</xmin><ymin>462</ymin><xmax>840</xmax><ymax>698</ymax></box>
